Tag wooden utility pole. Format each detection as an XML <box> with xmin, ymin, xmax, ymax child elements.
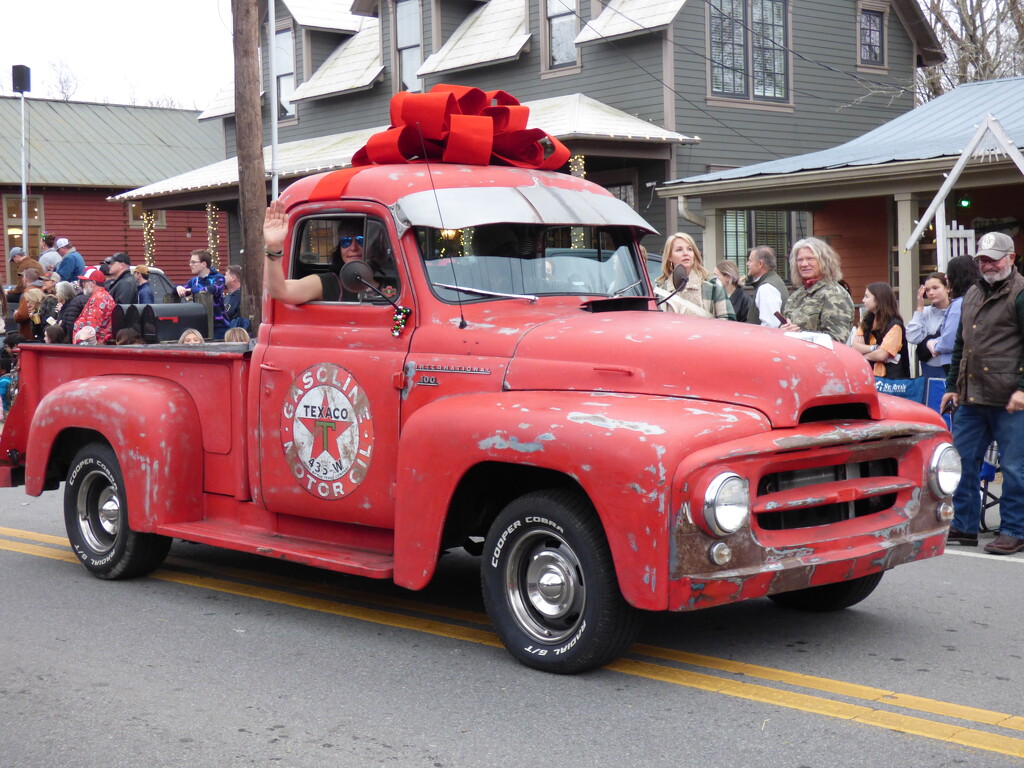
<box><xmin>232</xmin><ymin>0</ymin><xmax>266</xmax><ymax>326</ymax></box>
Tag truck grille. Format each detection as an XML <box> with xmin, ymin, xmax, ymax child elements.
<box><xmin>754</xmin><ymin>458</ymin><xmax>902</xmax><ymax>531</ymax></box>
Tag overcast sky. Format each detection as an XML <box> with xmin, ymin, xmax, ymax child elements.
<box><xmin>2</xmin><ymin>0</ymin><xmax>235</xmax><ymax>109</ymax></box>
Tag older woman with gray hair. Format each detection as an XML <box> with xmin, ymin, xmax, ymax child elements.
<box><xmin>777</xmin><ymin>237</ymin><xmax>854</xmax><ymax>343</ymax></box>
<box><xmin>55</xmin><ymin>281</ymin><xmax>88</xmax><ymax>341</ymax></box>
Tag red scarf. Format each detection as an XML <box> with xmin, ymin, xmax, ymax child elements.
<box><xmin>802</xmin><ymin>277</ymin><xmax>820</xmax><ymax>289</ymax></box>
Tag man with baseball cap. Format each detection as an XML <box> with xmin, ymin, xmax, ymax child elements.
<box><xmin>72</xmin><ymin>266</ymin><xmax>116</xmax><ymax>344</ymax></box>
<box><xmin>55</xmin><ymin>237</ymin><xmax>86</xmax><ymax>284</ymax></box>
<box><xmin>103</xmin><ymin>252</ymin><xmax>138</xmax><ymax>305</ymax></box>
<box><xmin>941</xmin><ymin>231</ymin><xmax>1024</xmax><ymax>554</ymax></box>
<box><xmin>8</xmin><ymin>246</ymin><xmax>43</xmax><ymax>291</ymax></box>
<box><xmin>133</xmin><ymin>264</ymin><xmax>155</xmax><ymax>304</ymax></box>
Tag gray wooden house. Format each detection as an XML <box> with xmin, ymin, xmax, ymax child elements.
<box><xmin>119</xmin><ymin>0</ymin><xmax>941</xmax><ymax>264</ymax></box>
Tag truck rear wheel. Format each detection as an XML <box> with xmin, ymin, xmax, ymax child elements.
<box><xmin>64</xmin><ymin>443</ymin><xmax>171</xmax><ymax>580</ymax></box>
<box><xmin>768</xmin><ymin>571</ymin><xmax>884</xmax><ymax>612</ymax></box>
<box><xmin>481</xmin><ymin>489</ymin><xmax>641</xmax><ymax>674</ymax></box>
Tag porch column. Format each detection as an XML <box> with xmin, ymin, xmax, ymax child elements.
<box><xmin>894</xmin><ymin>192</ymin><xmax>920</xmax><ymax>323</ymax></box>
<box><xmin>700</xmin><ymin>208</ymin><xmax>722</xmax><ymax>263</ymax></box>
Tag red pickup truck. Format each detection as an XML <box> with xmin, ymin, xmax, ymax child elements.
<box><xmin>0</xmin><ymin>161</ymin><xmax>960</xmax><ymax>673</ymax></box>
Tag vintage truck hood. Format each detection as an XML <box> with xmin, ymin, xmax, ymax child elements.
<box><xmin>502</xmin><ymin>311</ymin><xmax>879</xmax><ymax>427</ymax></box>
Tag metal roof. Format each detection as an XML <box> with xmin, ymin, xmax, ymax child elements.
<box><xmin>670</xmin><ymin>77</ymin><xmax>1024</xmax><ymax>186</ymax></box>
<box><xmin>0</xmin><ymin>97</ymin><xmax>225</xmax><ymax>188</ymax></box>
<box><xmin>116</xmin><ymin>94</ymin><xmax>697</xmax><ymax>202</ymax></box>
<box><xmin>292</xmin><ymin>17</ymin><xmax>383</xmax><ymax>102</ymax></box>
<box><xmin>417</xmin><ymin>0</ymin><xmax>530</xmax><ymax>76</ymax></box>
<box><xmin>281</xmin><ymin>0</ymin><xmax>362</xmax><ymax>32</ymax></box>
<box><xmin>112</xmin><ymin>127</ymin><xmax>381</xmax><ymax>202</ymax></box>
<box><xmin>575</xmin><ymin>0</ymin><xmax>687</xmax><ymax>45</ymax></box>
<box><xmin>527</xmin><ymin>93</ymin><xmax>697</xmax><ymax>143</ymax></box>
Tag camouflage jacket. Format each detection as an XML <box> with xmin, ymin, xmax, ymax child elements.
<box><xmin>785</xmin><ymin>278</ymin><xmax>854</xmax><ymax>344</ymax></box>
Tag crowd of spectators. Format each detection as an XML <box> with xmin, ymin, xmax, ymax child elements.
<box><xmin>2</xmin><ymin>236</ymin><xmax>250</xmax><ymax>426</ymax></box>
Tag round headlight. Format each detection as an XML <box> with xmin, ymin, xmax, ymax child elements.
<box><xmin>929</xmin><ymin>443</ymin><xmax>961</xmax><ymax>498</ymax></box>
<box><xmin>703</xmin><ymin>473</ymin><xmax>750</xmax><ymax>536</ymax></box>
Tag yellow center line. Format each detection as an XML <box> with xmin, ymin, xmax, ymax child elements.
<box><xmin>607</xmin><ymin>660</ymin><xmax>1024</xmax><ymax>758</ymax></box>
<box><xmin>631</xmin><ymin>644</ymin><xmax>1024</xmax><ymax>732</ymax></box>
<box><xmin>3</xmin><ymin>531</ymin><xmax>1024</xmax><ymax>757</ymax></box>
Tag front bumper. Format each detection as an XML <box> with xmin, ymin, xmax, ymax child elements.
<box><xmin>667</xmin><ymin>420</ymin><xmax>952</xmax><ymax>612</ymax></box>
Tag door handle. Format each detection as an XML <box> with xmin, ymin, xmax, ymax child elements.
<box><xmin>260</xmin><ymin>363</ymin><xmax>283</xmax><ymax>372</ymax></box>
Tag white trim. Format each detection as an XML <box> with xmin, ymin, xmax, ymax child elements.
<box><xmin>902</xmin><ymin>115</ymin><xmax>1024</xmax><ymax>253</ymax></box>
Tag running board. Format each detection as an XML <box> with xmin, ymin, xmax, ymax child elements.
<box><xmin>157</xmin><ymin>521</ymin><xmax>395</xmax><ymax>579</ymax></box>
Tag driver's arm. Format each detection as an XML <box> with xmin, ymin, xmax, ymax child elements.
<box><xmin>264</xmin><ymin>200</ymin><xmax>324</xmax><ymax>305</ymax></box>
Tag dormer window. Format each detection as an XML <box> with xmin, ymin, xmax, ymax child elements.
<box><xmin>395</xmin><ymin>0</ymin><xmax>422</xmax><ymax>92</ymax></box>
<box><xmin>546</xmin><ymin>0</ymin><xmax>580</xmax><ymax>70</ymax></box>
<box><xmin>274</xmin><ymin>27</ymin><xmax>297</xmax><ymax>118</ymax></box>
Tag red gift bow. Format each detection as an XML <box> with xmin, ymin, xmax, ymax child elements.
<box><xmin>351</xmin><ymin>84</ymin><xmax>571</xmax><ymax>170</ymax></box>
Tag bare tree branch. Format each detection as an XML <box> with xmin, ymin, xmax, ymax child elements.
<box><xmin>49</xmin><ymin>61</ymin><xmax>79</xmax><ymax>101</ymax></box>
<box><xmin>917</xmin><ymin>0</ymin><xmax>1024</xmax><ymax>100</ymax></box>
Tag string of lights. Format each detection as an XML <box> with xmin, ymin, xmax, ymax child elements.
<box><xmin>142</xmin><ymin>211</ymin><xmax>156</xmax><ymax>265</ymax></box>
<box><xmin>206</xmin><ymin>203</ymin><xmax>220</xmax><ymax>268</ymax></box>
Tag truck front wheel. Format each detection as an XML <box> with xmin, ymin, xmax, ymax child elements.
<box><xmin>768</xmin><ymin>571</ymin><xmax>884</xmax><ymax>612</ymax></box>
<box><xmin>481</xmin><ymin>489</ymin><xmax>641</xmax><ymax>674</ymax></box>
<box><xmin>64</xmin><ymin>443</ymin><xmax>171</xmax><ymax>580</ymax></box>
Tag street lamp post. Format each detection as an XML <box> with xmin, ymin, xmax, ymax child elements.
<box><xmin>12</xmin><ymin>65</ymin><xmax>31</xmax><ymax>257</ymax></box>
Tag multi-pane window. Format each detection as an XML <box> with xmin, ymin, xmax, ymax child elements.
<box><xmin>547</xmin><ymin>0</ymin><xmax>579</xmax><ymax>69</ymax></box>
<box><xmin>128</xmin><ymin>203</ymin><xmax>166</xmax><ymax>229</ymax></box>
<box><xmin>709</xmin><ymin>0</ymin><xmax>788</xmax><ymax>102</ymax></box>
<box><xmin>3</xmin><ymin>194</ymin><xmax>43</xmax><ymax>279</ymax></box>
<box><xmin>396</xmin><ymin>0</ymin><xmax>422</xmax><ymax>92</ymax></box>
<box><xmin>722</xmin><ymin>209</ymin><xmax>797</xmax><ymax>281</ymax></box>
<box><xmin>274</xmin><ymin>27</ymin><xmax>296</xmax><ymax>118</ymax></box>
<box><xmin>859</xmin><ymin>9</ymin><xmax>885</xmax><ymax>65</ymax></box>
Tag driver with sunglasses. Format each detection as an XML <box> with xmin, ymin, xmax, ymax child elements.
<box><xmin>262</xmin><ymin>200</ymin><xmax>378</xmax><ymax>304</ymax></box>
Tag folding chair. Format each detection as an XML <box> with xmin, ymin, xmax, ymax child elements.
<box><xmin>980</xmin><ymin>441</ymin><xmax>1000</xmax><ymax>533</ymax></box>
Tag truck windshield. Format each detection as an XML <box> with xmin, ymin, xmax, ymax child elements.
<box><xmin>415</xmin><ymin>224</ymin><xmax>647</xmax><ymax>302</ymax></box>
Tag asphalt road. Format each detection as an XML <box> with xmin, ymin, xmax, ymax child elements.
<box><xmin>1</xmin><ymin>485</ymin><xmax>1022</xmax><ymax>767</ymax></box>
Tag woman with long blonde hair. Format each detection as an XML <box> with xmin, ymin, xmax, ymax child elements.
<box><xmin>654</xmin><ymin>233</ymin><xmax>734</xmax><ymax>319</ymax></box>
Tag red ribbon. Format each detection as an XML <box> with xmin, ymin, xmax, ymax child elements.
<box><xmin>351</xmin><ymin>84</ymin><xmax>570</xmax><ymax>170</ymax></box>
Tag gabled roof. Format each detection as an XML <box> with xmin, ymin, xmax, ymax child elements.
<box><xmin>291</xmin><ymin>17</ymin><xmax>383</xmax><ymax>102</ymax></box>
<box><xmin>199</xmin><ymin>85</ymin><xmax>243</xmax><ymax>121</ymax></box>
<box><xmin>281</xmin><ymin>0</ymin><xmax>362</xmax><ymax>32</ymax></box>
<box><xmin>417</xmin><ymin>0</ymin><xmax>530</xmax><ymax>76</ymax></box>
<box><xmin>668</xmin><ymin>77</ymin><xmax>1024</xmax><ymax>188</ymax></box>
<box><xmin>116</xmin><ymin>94</ymin><xmax>696</xmax><ymax>202</ymax></box>
<box><xmin>0</xmin><ymin>97</ymin><xmax>224</xmax><ymax>188</ymax></box>
<box><xmin>575</xmin><ymin>0</ymin><xmax>687</xmax><ymax>45</ymax></box>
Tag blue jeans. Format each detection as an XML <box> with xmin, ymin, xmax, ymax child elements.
<box><xmin>951</xmin><ymin>404</ymin><xmax>1024</xmax><ymax>538</ymax></box>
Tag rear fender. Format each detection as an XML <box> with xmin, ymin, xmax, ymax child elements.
<box><xmin>394</xmin><ymin>392</ymin><xmax>768</xmax><ymax>610</ymax></box>
<box><xmin>26</xmin><ymin>376</ymin><xmax>203</xmax><ymax>530</ymax></box>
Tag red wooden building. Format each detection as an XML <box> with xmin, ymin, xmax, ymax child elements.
<box><xmin>1</xmin><ymin>97</ymin><xmax>227</xmax><ymax>287</ymax></box>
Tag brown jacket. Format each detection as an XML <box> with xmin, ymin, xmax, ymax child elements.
<box><xmin>956</xmin><ymin>271</ymin><xmax>1024</xmax><ymax>406</ymax></box>
<box><xmin>14</xmin><ymin>257</ymin><xmax>44</xmax><ymax>288</ymax></box>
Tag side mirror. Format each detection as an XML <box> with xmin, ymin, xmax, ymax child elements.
<box><xmin>340</xmin><ymin>261</ymin><xmax>397</xmax><ymax>307</ymax></box>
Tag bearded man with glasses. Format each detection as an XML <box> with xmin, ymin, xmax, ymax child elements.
<box><xmin>176</xmin><ymin>249</ymin><xmax>229</xmax><ymax>338</ymax></box>
<box><xmin>940</xmin><ymin>232</ymin><xmax>1024</xmax><ymax>555</ymax></box>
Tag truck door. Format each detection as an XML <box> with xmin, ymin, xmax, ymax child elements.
<box><xmin>256</xmin><ymin>210</ymin><xmax>411</xmax><ymax>530</ymax></box>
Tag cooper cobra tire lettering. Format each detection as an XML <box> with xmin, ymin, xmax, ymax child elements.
<box><xmin>481</xmin><ymin>489</ymin><xmax>642</xmax><ymax>674</ymax></box>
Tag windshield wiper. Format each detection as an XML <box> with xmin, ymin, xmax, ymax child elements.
<box><xmin>612</xmin><ymin>279</ymin><xmax>644</xmax><ymax>296</ymax></box>
<box><xmin>432</xmin><ymin>282</ymin><xmax>538</xmax><ymax>302</ymax></box>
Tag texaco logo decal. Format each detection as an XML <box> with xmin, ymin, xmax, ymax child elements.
<box><xmin>281</xmin><ymin>363</ymin><xmax>374</xmax><ymax>499</ymax></box>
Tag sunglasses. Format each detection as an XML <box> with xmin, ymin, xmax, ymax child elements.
<box><xmin>339</xmin><ymin>235</ymin><xmax>364</xmax><ymax>248</ymax></box>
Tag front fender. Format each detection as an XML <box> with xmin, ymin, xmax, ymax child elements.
<box><xmin>393</xmin><ymin>391</ymin><xmax>770</xmax><ymax>610</ymax></box>
<box><xmin>27</xmin><ymin>376</ymin><xmax>204</xmax><ymax>531</ymax></box>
